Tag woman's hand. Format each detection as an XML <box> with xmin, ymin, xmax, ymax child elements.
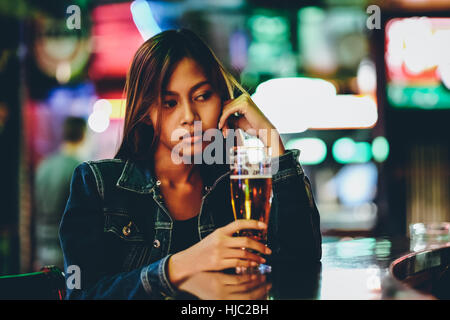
<box><xmin>167</xmin><ymin>219</ymin><xmax>271</xmax><ymax>287</ymax></box>
<box><xmin>218</xmin><ymin>93</ymin><xmax>285</xmax><ymax>157</ymax></box>
<box><xmin>178</xmin><ymin>271</ymin><xmax>271</xmax><ymax>300</ymax></box>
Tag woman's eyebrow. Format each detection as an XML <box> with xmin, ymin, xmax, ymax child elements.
<box><xmin>162</xmin><ymin>80</ymin><xmax>211</xmax><ymax>96</ymax></box>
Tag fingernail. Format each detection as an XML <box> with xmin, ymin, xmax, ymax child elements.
<box><xmin>258</xmin><ymin>222</ymin><xmax>267</xmax><ymax>228</ymax></box>
<box><xmin>260</xmin><ymin>258</ymin><xmax>266</xmax><ymax>264</ymax></box>
<box><xmin>265</xmin><ymin>248</ymin><xmax>272</xmax><ymax>254</ymax></box>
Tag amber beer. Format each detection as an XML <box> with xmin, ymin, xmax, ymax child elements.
<box><xmin>230</xmin><ymin>174</ymin><xmax>273</xmax><ymax>243</ymax></box>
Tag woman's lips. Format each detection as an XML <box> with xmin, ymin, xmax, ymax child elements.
<box><xmin>180</xmin><ymin>133</ymin><xmax>203</xmax><ymax>144</ymax></box>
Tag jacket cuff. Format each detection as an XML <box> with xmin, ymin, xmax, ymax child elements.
<box><xmin>271</xmin><ymin>149</ymin><xmax>303</xmax><ymax>183</ymax></box>
<box><xmin>140</xmin><ymin>255</ymin><xmax>177</xmax><ymax>299</ymax></box>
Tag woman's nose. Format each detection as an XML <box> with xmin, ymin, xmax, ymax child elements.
<box><xmin>180</xmin><ymin>100</ymin><xmax>196</xmax><ymax>124</ymax></box>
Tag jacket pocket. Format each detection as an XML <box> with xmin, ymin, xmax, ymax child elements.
<box><xmin>103</xmin><ymin>211</ymin><xmax>152</xmax><ymax>271</ymax></box>
<box><xmin>103</xmin><ymin>211</ymin><xmax>145</xmax><ymax>242</ymax></box>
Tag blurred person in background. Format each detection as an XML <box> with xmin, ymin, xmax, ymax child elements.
<box><xmin>34</xmin><ymin>116</ymin><xmax>87</xmax><ymax>270</ymax></box>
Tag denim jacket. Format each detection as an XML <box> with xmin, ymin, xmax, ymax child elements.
<box><xmin>59</xmin><ymin>149</ymin><xmax>321</xmax><ymax>299</ymax></box>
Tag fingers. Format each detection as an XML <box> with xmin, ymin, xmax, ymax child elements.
<box><xmin>223</xmin><ymin>248</ymin><xmax>267</xmax><ymax>265</ymax></box>
<box><xmin>227</xmin><ymin>275</ymin><xmax>268</xmax><ymax>294</ymax></box>
<box><xmin>218</xmin><ymin>102</ymin><xmax>245</xmax><ymax>130</ymax></box>
<box><xmin>221</xmin><ymin>219</ymin><xmax>267</xmax><ymax>236</ymax></box>
<box><xmin>213</xmin><ymin>272</ymin><xmax>270</xmax><ymax>300</ymax></box>
<box><xmin>228</xmin><ymin>237</ymin><xmax>272</xmax><ymax>256</ymax></box>
<box><xmin>215</xmin><ymin>272</ymin><xmax>262</xmax><ymax>286</ymax></box>
<box><xmin>221</xmin><ymin>121</ymin><xmax>230</xmax><ymax>139</ymax></box>
<box><xmin>219</xmin><ymin>258</ymin><xmax>259</xmax><ymax>271</ymax></box>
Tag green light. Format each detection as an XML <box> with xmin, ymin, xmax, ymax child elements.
<box><xmin>336</xmin><ymin>238</ymin><xmax>376</xmax><ymax>259</ymax></box>
<box><xmin>332</xmin><ymin>137</ymin><xmax>355</xmax><ymax>163</ymax></box>
<box><xmin>285</xmin><ymin>137</ymin><xmax>327</xmax><ymax>165</ymax></box>
<box><xmin>248</xmin><ymin>14</ymin><xmax>289</xmax><ymax>42</ymax></box>
<box><xmin>372</xmin><ymin>136</ymin><xmax>389</xmax><ymax>162</ymax></box>
<box><xmin>387</xmin><ymin>84</ymin><xmax>450</xmax><ymax>110</ymax></box>
<box><xmin>298</xmin><ymin>6</ymin><xmax>325</xmax><ymax>22</ymax></box>
<box><xmin>247</xmin><ymin>13</ymin><xmax>293</xmax><ymax>74</ymax></box>
<box><xmin>374</xmin><ymin>239</ymin><xmax>392</xmax><ymax>258</ymax></box>
<box><xmin>332</xmin><ymin>138</ymin><xmax>371</xmax><ymax>164</ymax></box>
<box><xmin>354</xmin><ymin>142</ymin><xmax>372</xmax><ymax>163</ymax></box>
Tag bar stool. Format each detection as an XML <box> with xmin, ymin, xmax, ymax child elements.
<box><xmin>0</xmin><ymin>265</ymin><xmax>65</xmax><ymax>300</ymax></box>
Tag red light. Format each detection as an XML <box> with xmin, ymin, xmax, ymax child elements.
<box><xmin>89</xmin><ymin>2</ymin><xmax>144</xmax><ymax>80</ymax></box>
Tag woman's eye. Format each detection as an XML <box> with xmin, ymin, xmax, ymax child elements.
<box><xmin>195</xmin><ymin>91</ymin><xmax>212</xmax><ymax>101</ymax></box>
<box><xmin>163</xmin><ymin>100</ymin><xmax>177</xmax><ymax>108</ymax></box>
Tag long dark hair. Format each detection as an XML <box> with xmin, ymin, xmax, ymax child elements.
<box><xmin>115</xmin><ymin>29</ymin><xmax>245</xmax><ymax>161</ymax></box>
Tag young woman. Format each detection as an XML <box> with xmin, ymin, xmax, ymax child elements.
<box><xmin>59</xmin><ymin>29</ymin><xmax>321</xmax><ymax>299</ymax></box>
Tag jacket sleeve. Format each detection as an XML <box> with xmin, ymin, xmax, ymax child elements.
<box><xmin>59</xmin><ymin>162</ymin><xmax>177</xmax><ymax>299</ymax></box>
<box><xmin>267</xmin><ymin>149</ymin><xmax>322</xmax><ymax>262</ymax></box>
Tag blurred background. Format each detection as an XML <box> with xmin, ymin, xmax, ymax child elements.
<box><xmin>0</xmin><ymin>0</ymin><xmax>449</xmax><ymax>274</ymax></box>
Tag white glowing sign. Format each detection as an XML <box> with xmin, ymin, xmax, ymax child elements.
<box><xmin>251</xmin><ymin>77</ymin><xmax>378</xmax><ymax>133</ymax></box>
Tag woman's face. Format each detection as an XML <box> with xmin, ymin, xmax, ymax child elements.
<box><xmin>148</xmin><ymin>58</ymin><xmax>222</xmax><ymax>161</ymax></box>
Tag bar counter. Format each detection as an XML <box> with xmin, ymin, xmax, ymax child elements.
<box><xmin>177</xmin><ymin>236</ymin><xmax>449</xmax><ymax>300</ymax></box>
<box><xmin>267</xmin><ymin>236</ymin><xmax>419</xmax><ymax>300</ymax></box>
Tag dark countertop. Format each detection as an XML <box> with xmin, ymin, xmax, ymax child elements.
<box><xmin>268</xmin><ymin>236</ymin><xmax>422</xmax><ymax>300</ymax></box>
<box><xmin>318</xmin><ymin>236</ymin><xmax>412</xmax><ymax>299</ymax></box>
<box><xmin>178</xmin><ymin>236</ymin><xmax>440</xmax><ymax>300</ymax></box>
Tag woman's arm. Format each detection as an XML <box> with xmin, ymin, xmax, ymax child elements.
<box><xmin>59</xmin><ymin>163</ymin><xmax>177</xmax><ymax>299</ymax></box>
<box><xmin>218</xmin><ymin>93</ymin><xmax>285</xmax><ymax>158</ymax></box>
<box><xmin>268</xmin><ymin>149</ymin><xmax>322</xmax><ymax>262</ymax></box>
<box><xmin>217</xmin><ymin>93</ymin><xmax>321</xmax><ymax>262</ymax></box>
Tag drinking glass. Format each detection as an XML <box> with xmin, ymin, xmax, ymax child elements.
<box><xmin>229</xmin><ymin>146</ymin><xmax>273</xmax><ymax>273</ymax></box>
<box><xmin>409</xmin><ymin>222</ymin><xmax>450</xmax><ymax>252</ymax></box>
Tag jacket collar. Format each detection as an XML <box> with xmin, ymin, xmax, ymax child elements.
<box><xmin>116</xmin><ymin>159</ymin><xmax>230</xmax><ymax>194</ymax></box>
<box><xmin>116</xmin><ymin>160</ymin><xmax>157</xmax><ymax>194</ymax></box>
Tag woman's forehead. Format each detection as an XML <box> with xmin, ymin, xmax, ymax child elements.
<box><xmin>164</xmin><ymin>58</ymin><xmax>209</xmax><ymax>92</ymax></box>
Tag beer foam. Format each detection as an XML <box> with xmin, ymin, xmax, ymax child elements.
<box><xmin>230</xmin><ymin>175</ymin><xmax>272</xmax><ymax>179</ymax></box>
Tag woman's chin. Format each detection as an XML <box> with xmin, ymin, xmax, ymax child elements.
<box><xmin>173</xmin><ymin>141</ymin><xmax>206</xmax><ymax>164</ymax></box>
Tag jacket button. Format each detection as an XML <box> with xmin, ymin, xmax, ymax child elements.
<box><xmin>122</xmin><ymin>222</ymin><xmax>132</xmax><ymax>236</ymax></box>
<box><xmin>156</xmin><ymin>180</ymin><xmax>161</xmax><ymax>186</ymax></box>
<box><xmin>153</xmin><ymin>239</ymin><xmax>161</xmax><ymax>248</ymax></box>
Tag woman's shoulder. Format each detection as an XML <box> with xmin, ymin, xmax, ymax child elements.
<box><xmin>72</xmin><ymin>159</ymin><xmax>132</xmax><ymax>199</ymax></box>
<box><xmin>76</xmin><ymin>158</ymin><xmax>127</xmax><ymax>171</ymax></box>
<box><xmin>74</xmin><ymin>158</ymin><xmax>128</xmax><ymax>182</ymax></box>
<box><xmin>84</xmin><ymin>158</ymin><xmax>127</xmax><ymax>167</ymax></box>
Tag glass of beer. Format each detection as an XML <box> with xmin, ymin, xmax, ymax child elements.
<box><xmin>229</xmin><ymin>146</ymin><xmax>273</xmax><ymax>273</ymax></box>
